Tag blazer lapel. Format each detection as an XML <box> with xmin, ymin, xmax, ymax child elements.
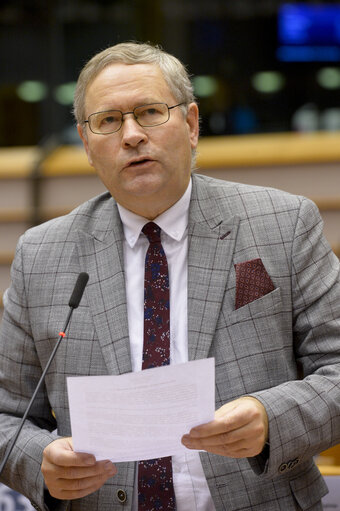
<box><xmin>76</xmin><ymin>197</ymin><xmax>132</xmax><ymax>376</ymax></box>
<box><xmin>188</xmin><ymin>175</ymin><xmax>240</xmax><ymax>361</ymax></box>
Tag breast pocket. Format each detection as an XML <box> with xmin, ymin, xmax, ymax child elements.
<box><xmin>212</xmin><ymin>286</ymin><xmax>292</xmax><ymax>397</ymax></box>
<box><xmin>227</xmin><ymin>286</ymin><xmax>282</xmax><ymax>326</ymax></box>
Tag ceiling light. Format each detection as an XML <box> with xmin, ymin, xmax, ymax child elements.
<box><xmin>17</xmin><ymin>81</ymin><xmax>47</xmax><ymax>102</ymax></box>
<box><xmin>251</xmin><ymin>72</ymin><xmax>285</xmax><ymax>94</ymax></box>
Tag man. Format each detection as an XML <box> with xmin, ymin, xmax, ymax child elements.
<box><xmin>0</xmin><ymin>41</ymin><xmax>340</xmax><ymax>511</ymax></box>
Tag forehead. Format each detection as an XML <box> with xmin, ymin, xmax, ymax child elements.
<box><xmin>85</xmin><ymin>63</ymin><xmax>174</xmax><ymax>113</ymax></box>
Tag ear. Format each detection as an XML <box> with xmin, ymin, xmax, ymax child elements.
<box><xmin>186</xmin><ymin>102</ymin><xmax>199</xmax><ymax>150</ymax></box>
<box><xmin>77</xmin><ymin>123</ymin><xmax>94</xmax><ymax>167</ymax></box>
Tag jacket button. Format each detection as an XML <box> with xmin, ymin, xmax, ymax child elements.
<box><xmin>279</xmin><ymin>463</ymin><xmax>287</xmax><ymax>473</ymax></box>
<box><xmin>279</xmin><ymin>458</ymin><xmax>300</xmax><ymax>474</ymax></box>
<box><xmin>288</xmin><ymin>458</ymin><xmax>299</xmax><ymax>469</ymax></box>
<box><xmin>117</xmin><ymin>489</ymin><xmax>127</xmax><ymax>503</ymax></box>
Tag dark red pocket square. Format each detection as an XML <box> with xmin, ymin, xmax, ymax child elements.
<box><xmin>234</xmin><ymin>258</ymin><xmax>275</xmax><ymax>310</ymax></box>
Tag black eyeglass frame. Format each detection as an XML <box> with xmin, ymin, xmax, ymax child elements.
<box><xmin>83</xmin><ymin>102</ymin><xmax>186</xmax><ymax>135</ymax></box>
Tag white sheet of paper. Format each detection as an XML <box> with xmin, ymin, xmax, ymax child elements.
<box><xmin>67</xmin><ymin>358</ymin><xmax>215</xmax><ymax>462</ymax></box>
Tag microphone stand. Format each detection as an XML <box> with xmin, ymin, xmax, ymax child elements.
<box><xmin>0</xmin><ymin>272</ymin><xmax>89</xmax><ymax>476</ymax></box>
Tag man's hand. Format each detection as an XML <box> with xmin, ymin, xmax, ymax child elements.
<box><xmin>41</xmin><ymin>437</ymin><xmax>117</xmax><ymax>500</ymax></box>
<box><xmin>181</xmin><ymin>397</ymin><xmax>269</xmax><ymax>458</ymax></box>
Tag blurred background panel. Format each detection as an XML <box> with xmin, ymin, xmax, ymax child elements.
<box><xmin>1</xmin><ymin>0</ymin><xmax>340</xmax><ymax>144</ymax></box>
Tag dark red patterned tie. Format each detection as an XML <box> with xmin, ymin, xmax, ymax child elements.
<box><xmin>138</xmin><ymin>222</ymin><xmax>176</xmax><ymax>510</ymax></box>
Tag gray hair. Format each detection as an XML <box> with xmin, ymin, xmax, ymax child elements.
<box><xmin>73</xmin><ymin>41</ymin><xmax>196</xmax><ymax>124</ymax></box>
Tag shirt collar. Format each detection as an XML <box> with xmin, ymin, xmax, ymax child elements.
<box><xmin>117</xmin><ymin>179</ymin><xmax>192</xmax><ymax>248</ymax></box>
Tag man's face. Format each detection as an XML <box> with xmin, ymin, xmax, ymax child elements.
<box><xmin>78</xmin><ymin>63</ymin><xmax>199</xmax><ymax>219</ymax></box>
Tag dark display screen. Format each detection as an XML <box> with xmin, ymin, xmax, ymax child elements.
<box><xmin>277</xmin><ymin>3</ymin><xmax>340</xmax><ymax>61</ymax></box>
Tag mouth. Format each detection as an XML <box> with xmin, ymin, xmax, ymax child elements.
<box><xmin>125</xmin><ymin>157</ymin><xmax>154</xmax><ymax>169</ymax></box>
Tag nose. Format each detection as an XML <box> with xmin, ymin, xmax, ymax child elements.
<box><xmin>120</xmin><ymin>113</ymin><xmax>148</xmax><ymax>148</ymax></box>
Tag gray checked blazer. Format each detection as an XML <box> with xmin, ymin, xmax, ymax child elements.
<box><xmin>1</xmin><ymin>173</ymin><xmax>340</xmax><ymax>511</ymax></box>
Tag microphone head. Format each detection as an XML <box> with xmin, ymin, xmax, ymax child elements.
<box><xmin>69</xmin><ymin>272</ymin><xmax>89</xmax><ymax>309</ymax></box>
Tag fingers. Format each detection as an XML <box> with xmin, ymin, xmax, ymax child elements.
<box><xmin>188</xmin><ymin>401</ymin><xmax>248</xmax><ymax>439</ymax></box>
<box><xmin>44</xmin><ymin>437</ymin><xmax>96</xmax><ymax>467</ymax></box>
<box><xmin>181</xmin><ymin>397</ymin><xmax>268</xmax><ymax>459</ymax></box>
<box><xmin>44</xmin><ymin>461</ymin><xmax>117</xmax><ymax>500</ymax></box>
<box><xmin>42</xmin><ymin>437</ymin><xmax>117</xmax><ymax>500</ymax></box>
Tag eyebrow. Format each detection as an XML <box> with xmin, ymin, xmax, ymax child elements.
<box><xmin>95</xmin><ymin>100</ymin><xmax>165</xmax><ymax>112</ymax></box>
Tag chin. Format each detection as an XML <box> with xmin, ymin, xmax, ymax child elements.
<box><xmin>125</xmin><ymin>174</ymin><xmax>167</xmax><ymax>195</ymax></box>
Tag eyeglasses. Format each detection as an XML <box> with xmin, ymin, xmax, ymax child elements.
<box><xmin>84</xmin><ymin>102</ymin><xmax>186</xmax><ymax>135</ymax></box>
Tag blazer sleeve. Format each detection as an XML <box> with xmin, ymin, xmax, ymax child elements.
<box><xmin>0</xmin><ymin>234</ymin><xmax>67</xmax><ymax>511</ymax></box>
<box><xmin>249</xmin><ymin>197</ymin><xmax>340</xmax><ymax>478</ymax></box>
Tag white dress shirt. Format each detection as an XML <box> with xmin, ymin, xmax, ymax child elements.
<box><xmin>117</xmin><ymin>179</ymin><xmax>216</xmax><ymax>510</ymax></box>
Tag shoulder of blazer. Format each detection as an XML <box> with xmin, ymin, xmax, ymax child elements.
<box><xmin>20</xmin><ymin>191</ymin><xmax>116</xmax><ymax>244</ymax></box>
<box><xmin>192</xmin><ymin>172</ymin><xmax>305</xmax><ymax>218</ymax></box>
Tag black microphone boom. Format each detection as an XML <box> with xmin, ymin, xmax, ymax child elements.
<box><xmin>0</xmin><ymin>272</ymin><xmax>89</xmax><ymax>476</ymax></box>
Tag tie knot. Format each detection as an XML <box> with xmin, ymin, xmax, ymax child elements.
<box><xmin>142</xmin><ymin>222</ymin><xmax>161</xmax><ymax>244</ymax></box>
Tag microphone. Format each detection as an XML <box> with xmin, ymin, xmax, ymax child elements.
<box><xmin>68</xmin><ymin>272</ymin><xmax>89</xmax><ymax>309</ymax></box>
<box><xmin>0</xmin><ymin>272</ymin><xmax>89</xmax><ymax>476</ymax></box>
